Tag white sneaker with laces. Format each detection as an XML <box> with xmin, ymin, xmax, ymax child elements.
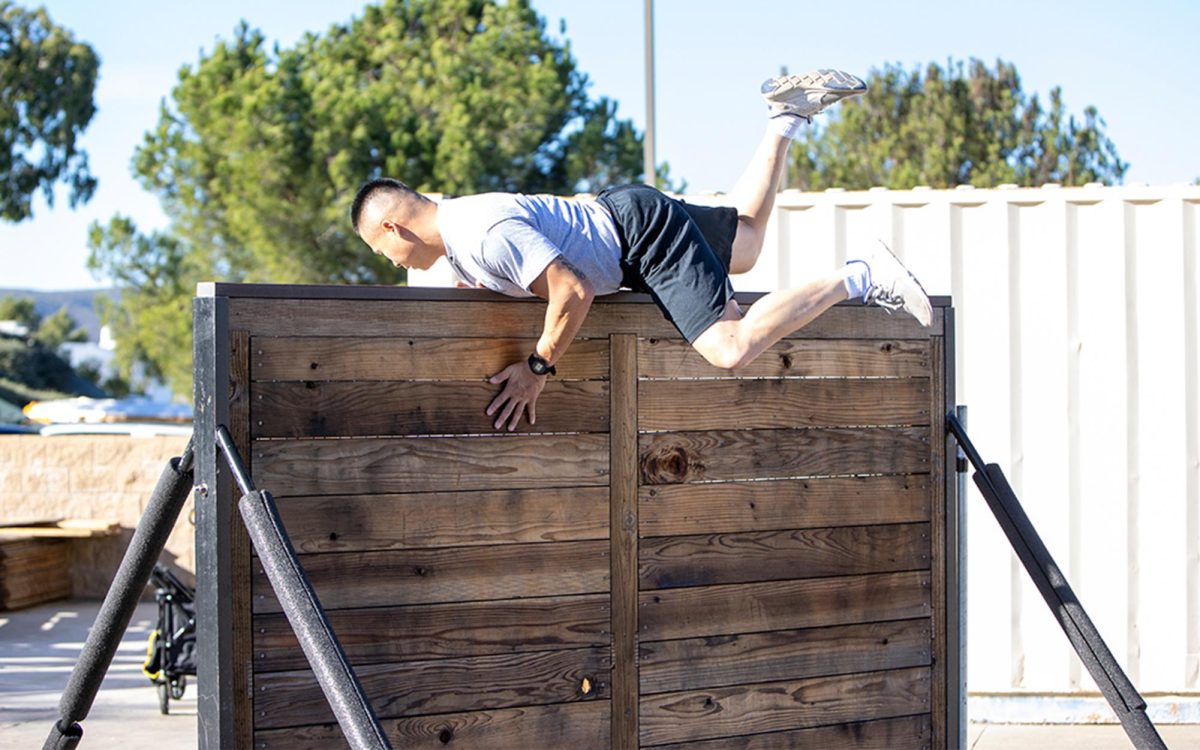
<box><xmin>761</xmin><ymin>69</ymin><xmax>867</xmax><ymax>119</ymax></box>
<box><xmin>852</xmin><ymin>241</ymin><xmax>933</xmax><ymax>327</ymax></box>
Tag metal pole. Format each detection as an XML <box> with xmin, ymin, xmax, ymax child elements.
<box><xmin>954</xmin><ymin>405</ymin><xmax>968</xmax><ymax>746</ymax></box>
<box><xmin>945</xmin><ymin>414</ymin><xmax>1166</xmax><ymax>749</ymax></box>
<box><xmin>214</xmin><ymin>426</ymin><xmax>391</xmax><ymax>749</ymax></box>
<box><xmin>44</xmin><ymin>439</ymin><xmax>195</xmax><ymax>750</ymax></box>
<box><xmin>643</xmin><ymin>0</ymin><xmax>655</xmax><ymax>187</ymax></box>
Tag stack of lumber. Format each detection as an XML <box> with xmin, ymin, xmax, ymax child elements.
<box><xmin>0</xmin><ymin>537</ymin><xmax>71</xmax><ymax>610</ymax></box>
<box><xmin>0</xmin><ymin>520</ymin><xmax>119</xmax><ymax>611</ymax></box>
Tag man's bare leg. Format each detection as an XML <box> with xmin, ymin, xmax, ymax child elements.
<box><xmin>691</xmin><ymin>272</ymin><xmax>849</xmax><ymax>370</ymax></box>
<box><xmin>727</xmin><ymin>130</ymin><xmax>792</xmax><ymax>274</ymax></box>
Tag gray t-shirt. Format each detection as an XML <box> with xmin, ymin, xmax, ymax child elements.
<box><xmin>436</xmin><ymin>193</ymin><xmax>624</xmax><ymax>297</ymax></box>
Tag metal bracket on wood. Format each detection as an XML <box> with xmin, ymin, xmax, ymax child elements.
<box><xmin>945</xmin><ymin>413</ymin><xmax>1166</xmax><ymax>750</ymax></box>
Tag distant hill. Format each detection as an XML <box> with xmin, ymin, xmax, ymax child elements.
<box><xmin>0</xmin><ymin>288</ymin><xmax>119</xmax><ymax>343</ymax></box>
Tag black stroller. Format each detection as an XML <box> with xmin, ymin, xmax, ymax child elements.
<box><xmin>141</xmin><ymin>563</ymin><xmax>197</xmax><ymax>714</ymax></box>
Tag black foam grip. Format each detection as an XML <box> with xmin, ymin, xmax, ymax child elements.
<box><xmin>239</xmin><ymin>489</ymin><xmax>392</xmax><ymax>749</ymax></box>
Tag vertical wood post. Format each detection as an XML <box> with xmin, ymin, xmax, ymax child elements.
<box><xmin>229</xmin><ymin>330</ymin><xmax>253</xmax><ymax>747</ymax></box>
<box><xmin>610</xmin><ymin>334</ymin><xmax>639</xmax><ymax>749</ymax></box>
<box><xmin>930</xmin><ymin>333</ymin><xmax>947</xmax><ymax>750</ymax></box>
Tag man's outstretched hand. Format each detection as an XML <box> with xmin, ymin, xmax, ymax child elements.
<box><xmin>487</xmin><ymin>361</ymin><xmax>547</xmax><ymax>431</ymax></box>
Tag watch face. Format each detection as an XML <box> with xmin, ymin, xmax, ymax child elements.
<box><xmin>529</xmin><ymin>354</ymin><xmax>550</xmax><ymax>375</ymax></box>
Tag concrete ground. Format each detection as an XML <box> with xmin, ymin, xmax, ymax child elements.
<box><xmin>4</xmin><ymin>600</ymin><xmax>1200</xmax><ymax>749</ymax></box>
<box><xmin>0</xmin><ymin>600</ymin><xmax>195</xmax><ymax>749</ymax></box>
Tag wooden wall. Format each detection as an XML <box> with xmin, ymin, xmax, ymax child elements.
<box><xmin>193</xmin><ymin>285</ymin><xmax>955</xmax><ymax>749</ymax></box>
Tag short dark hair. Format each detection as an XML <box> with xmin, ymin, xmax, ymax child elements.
<box><xmin>350</xmin><ymin>177</ymin><xmax>422</xmax><ymax>234</ymax></box>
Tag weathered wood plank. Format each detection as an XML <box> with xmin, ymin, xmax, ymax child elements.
<box><xmin>228</xmin><ymin>298</ymin><xmax>941</xmax><ymax>340</ymax></box>
<box><xmin>609</xmin><ymin>334</ymin><xmax>639</xmax><ymax>750</ymax></box>
<box><xmin>253</xmin><ymin>541</ymin><xmax>609</xmax><ymax>613</ymax></box>
<box><xmin>254</xmin><ymin>701</ymin><xmax>611</xmax><ymax>750</ymax></box>
<box><xmin>252</xmin><ymin>336</ymin><xmax>610</xmax><ymax>381</ymax></box>
<box><xmin>639</xmin><ymin>571</ymin><xmax>931</xmax><ymax>642</ymax></box>
<box><xmin>253</xmin><ymin>594</ymin><xmax>610</xmax><ymax>671</ymax></box>
<box><xmin>639</xmin><ymin>338</ymin><xmax>931</xmax><ymax>379</ymax></box>
<box><xmin>639</xmin><ymin>475</ymin><xmax>931</xmax><ymax>538</ymax></box>
<box><xmin>930</xmin><ymin>333</ymin><xmax>948</xmax><ymax>750</ymax></box>
<box><xmin>639</xmin><ymin>667</ymin><xmax>931</xmax><ymax>746</ymax></box>
<box><xmin>638</xmin><ymin>523</ymin><xmax>931</xmax><ymax>590</ymax></box>
<box><xmin>639</xmin><ymin>619</ymin><xmax>932</xmax><ymax>695</ymax></box>
<box><xmin>252</xmin><ymin>379</ymin><xmax>609</xmax><ymax>437</ymax></box>
<box><xmin>230</xmin><ymin>330</ymin><xmax>254</xmax><ymax>748</ymax></box>
<box><xmin>638</xmin><ymin>427</ymin><xmax>930</xmax><ymax>485</ymax></box>
<box><xmin>272</xmin><ymin>488</ymin><xmax>609</xmax><ymax>553</ymax></box>
<box><xmin>252</xmin><ymin>434</ymin><xmax>609</xmax><ymax>496</ymax></box>
<box><xmin>254</xmin><ymin>647</ymin><xmax>611</xmax><ymax>729</ymax></box>
<box><xmin>638</xmin><ymin>378</ymin><xmax>930</xmax><ymax>432</ymax></box>
<box><xmin>644</xmin><ymin>714</ymin><xmax>931</xmax><ymax>750</ymax></box>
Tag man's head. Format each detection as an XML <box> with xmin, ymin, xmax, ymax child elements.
<box><xmin>351</xmin><ymin>178</ymin><xmax>441</xmax><ymax>270</ymax></box>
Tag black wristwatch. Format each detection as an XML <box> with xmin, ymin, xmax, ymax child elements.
<box><xmin>528</xmin><ymin>353</ymin><xmax>557</xmax><ymax>377</ymax></box>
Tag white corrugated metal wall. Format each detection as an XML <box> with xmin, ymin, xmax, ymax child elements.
<box><xmin>412</xmin><ymin>183</ymin><xmax>1200</xmax><ymax>715</ymax></box>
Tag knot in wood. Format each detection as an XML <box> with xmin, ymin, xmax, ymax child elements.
<box><xmin>640</xmin><ymin>440</ymin><xmax>695</xmax><ymax>484</ymax></box>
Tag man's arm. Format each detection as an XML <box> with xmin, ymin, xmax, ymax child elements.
<box><xmin>487</xmin><ymin>257</ymin><xmax>595</xmax><ymax>430</ymax></box>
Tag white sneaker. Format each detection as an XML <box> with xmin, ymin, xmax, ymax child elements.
<box><xmin>761</xmin><ymin>69</ymin><xmax>867</xmax><ymax>119</ymax></box>
<box><xmin>853</xmin><ymin>241</ymin><xmax>932</xmax><ymax>327</ymax></box>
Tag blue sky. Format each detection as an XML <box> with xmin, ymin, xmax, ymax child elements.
<box><xmin>3</xmin><ymin>0</ymin><xmax>1198</xmax><ymax>290</ymax></box>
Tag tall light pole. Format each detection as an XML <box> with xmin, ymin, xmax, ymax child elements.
<box><xmin>643</xmin><ymin>0</ymin><xmax>655</xmax><ymax>187</ymax></box>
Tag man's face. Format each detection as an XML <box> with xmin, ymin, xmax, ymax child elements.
<box><xmin>362</xmin><ymin>219</ymin><xmax>436</xmax><ymax>271</ymax></box>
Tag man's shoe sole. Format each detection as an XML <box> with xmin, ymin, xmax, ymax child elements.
<box><xmin>762</xmin><ymin>69</ymin><xmax>867</xmax><ymax>105</ymax></box>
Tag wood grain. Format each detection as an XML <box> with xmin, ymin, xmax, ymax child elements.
<box><xmin>638</xmin><ymin>475</ymin><xmax>931</xmax><ymax>538</ymax></box>
<box><xmin>272</xmin><ymin>488</ymin><xmax>609</xmax><ymax>553</ymax></box>
<box><xmin>254</xmin><ymin>647</ymin><xmax>612</xmax><ymax>729</ymax></box>
<box><xmin>643</xmin><ymin>713</ymin><xmax>931</xmax><ymax>750</ymax></box>
<box><xmin>253</xmin><ymin>701</ymin><xmax>611</xmax><ymax>749</ymax></box>
<box><xmin>638</xmin><ymin>427</ymin><xmax>930</xmax><ymax>484</ymax></box>
<box><xmin>609</xmin><ymin>334</ymin><xmax>639</xmax><ymax>750</ymax></box>
<box><xmin>228</xmin><ymin>298</ymin><xmax>941</xmax><ymax>340</ymax></box>
<box><xmin>638</xmin><ymin>378</ymin><xmax>930</xmax><ymax>432</ymax></box>
<box><xmin>639</xmin><ymin>619</ymin><xmax>932</xmax><ymax>696</ymax></box>
<box><xmin>252</xmin><ymin>541</ymin><xmax>609</xmax><ymax>613</ymax></box>
<box><xmin>639</xmin><ymin>667</ymin><xmax>931</xmax><ymax>746</ymax></box>
<box><xmin>639</xmin><ymin>571</ymin><xmax>932</xmax><ymax>642</ymax></box>
<box><xmin>638</xmin><ymin>524</ymin><xmax>931</xmax><ymax>590</ymax></box>
<box><xmin>930</xmin><ymin>333</ymin><xmax>948</xmax><ymax>750</ymax></box>
<box><xmin>253</xmin><ymin>594</ymin><xmax>610</xmax><ymax>671</ymax></box>
<box><xmin>251</xmin><ymin>336</ymin><xmax>609</xmax><ymax>381</ymax></box>
<box><xmin>230</xmin><ymin>329</ymin><xmax>254</xmax><ymax>748</ymax></box>
<box><xmin>252</xmin><ymin>434</ymin><xmax>609</xmax><ymax>496</ymax></box>
<box><xmin>638</xmin><ymin>338</ymin><xmax>931</xmax><ymax>379</ymax></box>
<box><xmin>252</xmin><ymin>379</ymin><xmax>609</xmax><ymax>437</ymax></box>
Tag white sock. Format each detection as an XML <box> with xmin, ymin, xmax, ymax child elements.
<box><xmin>842</xmin><ymin>260</ymin><xmax>871</xmax><ymax>301</ymax></box>
<box><xmin>768</xmin><ymin>113</ymin><xmax>810</xmax><ymax>141</ymax></box>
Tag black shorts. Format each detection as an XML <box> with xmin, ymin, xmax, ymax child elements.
<box><xmin>597</xmin><ymin>184</ymin><xmax>737</xmax><ymax>342</ymax></box>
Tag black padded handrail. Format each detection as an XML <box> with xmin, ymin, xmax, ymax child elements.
<box><xmin>946</xmin><ymin>414</ymin><xmax>1166</xmax><ymax>750</ymax></box>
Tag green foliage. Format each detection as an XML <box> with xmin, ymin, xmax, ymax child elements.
<box><xmin>0</xmin><ymin>1</ymin><xmax>98</xmax><ymax>222</ymax></box>
<box><xmin>0</xmin><ymin>296</ymin><xmax>87</xmax><ymax>347</ymax></box>
<box><xmin>790</xmin><ymin>59</ymin><xmax>1128</xmax><ymax>190</ymax></box>
<box><xmin>0</xmin><ymin>336</ymin><xmax>73</xmax><ymax>391</ymax></box>
<box><xmin>0</xmin><ymin>296</ymin><xmax>39</xmax><ymax>329</ymax></box>
<box><xmin>0</xmin><ymin>297</ymin><xmax>97</xmax><ymax>400</ymax></box>
<box><xmin>31</xmin><ymin>306</ymin><xmax>87</xmax><ymax>349</ymax></box>
<box><xmin>90</xmin><ymin>0</ymin><xmax>655</xmax><ymax>396</ymax></box>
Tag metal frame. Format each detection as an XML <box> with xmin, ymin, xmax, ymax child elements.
<box><xmin>193</xmin><ymin>295</ymin><xmax>235</xmax><ymax>748</ymax></box>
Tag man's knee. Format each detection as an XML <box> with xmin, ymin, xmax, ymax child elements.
<box><xmin>692</xmin><ymin>335</ymin><xmax>750</xmax><ymax>371</ymax></box>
